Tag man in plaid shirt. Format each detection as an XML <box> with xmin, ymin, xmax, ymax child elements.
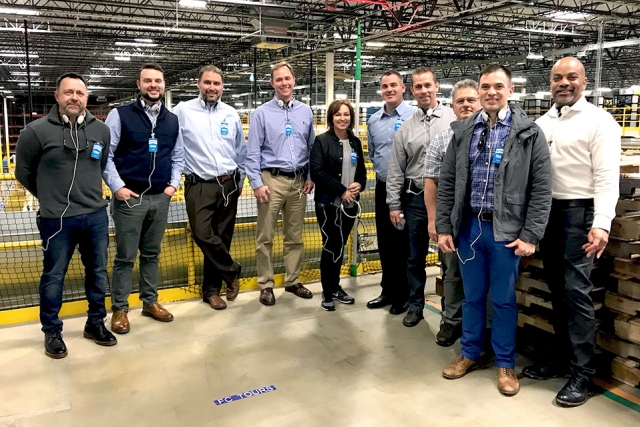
<box><xmin>435</xmin><ymin>65</ymin><xmax>552</xmax><ymax>396</ymax></box>
<box><xmin>424</xmin><ymin>79</ymin><xmax>480</xmax><ymax>347</ymax></box>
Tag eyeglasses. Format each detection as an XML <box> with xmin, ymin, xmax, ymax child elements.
<box><xmin>477</xmin><ymin>129</ymin><xmax>488</xmax><ymax>151</ymax></box>
<box><xmin>454</xmin><ymin>97</ymin><xmax>478</xmax><ymax>105</ymax></box>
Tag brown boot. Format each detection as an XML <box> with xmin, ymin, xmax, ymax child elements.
<box><xmin>111</xmin><ymin>310</ymin><xmax>130</xmax><ymax>334</ymax></box>
<box><xmin>206</xmin><ymin>295</ymin><xmax>227</xmax><ymax>310</ymax></box>
<box><xmin>442</xmin><ymin>355</ymin><xmax>478</xmax><ymax>379</ymax></box>
<box><xmin>497</xmin><ymin>368</ymin><xmax>520</xmax><ymax>396</ymax></box>
<box><xmin>141</xmin><ymin>302</ymin><xmax>174</xmax><ymax>322</ymax></box>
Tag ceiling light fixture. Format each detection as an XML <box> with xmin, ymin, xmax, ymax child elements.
<box><xmin>114</xmin><ymin>55</ymin><xmax>131</xmax><ymax>61</ymax></box>
<box><xmin>134</xmin><ymin>38</ymin><xmax>154</xmax><ymax>43</ymax></box>
<box><xmin>115</xmin><ymin>41</ymin><xmax>159</xmax><ymax>47</ymax></box>
<box><xmin>10</xmin><ymin>71</ymin><xmax>40</xmax><ymax>76</ymax></box>
<box><xmin>179</xmin><ymin>0</ymin><xmax>207</xmax><ymax>7</ymax></box>
<box><xmin>0</xmin><ymin>7</ymin><xmax>39</xmax><ymax>16</ymax></box>
<box><xmin>0</xmin><ymin>52</ymin><xmax>38</xmax><ymax>58</ymax></box>
<box><xmin>512</xmin><ymin>77</ymin><xmax>527</xmax><ymax>83</ymax></box>
<box><xmin>366</xmin><ymin>42</ymin><xmax>387</xmax><ymax>47</ymax></box>
<box><xmin>439</xmin><ymin>83</ymin><xmax>454</xmax><ymax>89</ymax></box>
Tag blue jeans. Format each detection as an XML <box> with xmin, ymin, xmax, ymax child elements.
<box><xmin>38</xmin><ymin>208</ymin><xmax>109</xmax><ymax>333</ymax></box>
<box><xmin>457</xmin><ymin>215</ymin><xmax>520</xmax><ymax>368</ymax></box>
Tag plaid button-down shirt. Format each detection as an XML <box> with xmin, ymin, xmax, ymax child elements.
<box><xmin>424</xmin><ymin>127</ymin><xmax>453</xmax><ymax>179</ymax></box>
<box><xmin>469</xmin><ymin>109</ymin><xmax>512</xmax><ymax>213</ymax></box>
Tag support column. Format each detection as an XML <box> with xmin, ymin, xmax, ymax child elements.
<box><xmin>325</xmin><ymin>51</ymin><xmax>334</xmax><ymax>106</ymax></box>
<box><xmin>165</xmin><ymin>89</ymin><xmax>173</xmax><ymax>110</ymax></box>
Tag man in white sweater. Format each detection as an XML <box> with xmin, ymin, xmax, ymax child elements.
<box><xmin>523</xmin><ymin>56</ymin><xmax>621</xmax><ymax>407</ymax></box>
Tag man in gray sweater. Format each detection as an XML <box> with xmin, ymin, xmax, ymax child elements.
<box><xmin>386</xmin><ymin>67</ymin><xmax>455</xmax><ymax>327</ymax></box>
<box><xmin>15</xmin><ymin>73</ymin><xmax>117</xmax><ymax>359</ymax></box>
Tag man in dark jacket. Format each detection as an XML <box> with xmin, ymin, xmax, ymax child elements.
<box><xmin>15</xmin><ymin>72</ymin><xmax>117</xmax><ymax>359</ymax></box>
<box><xmin>103</xmin><ymin>63</ymin><xmax>184</xmax><ymax>334</ymax></box>
<box><xmin>436</xmin><ymin>64</ymin><xmax>552</xmax><ymax>396</ymax></box>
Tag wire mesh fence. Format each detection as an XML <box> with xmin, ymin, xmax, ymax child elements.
<box><xmin>0</xmin><ymin>164</ymin><xmax>439</xmax><ymax>312</ymax></box>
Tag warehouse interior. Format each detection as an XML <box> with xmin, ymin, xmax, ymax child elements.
<box><xmin>2</xmin><ymin>1</ymin><xmax>640</xmax><ymax>426</ymax></box>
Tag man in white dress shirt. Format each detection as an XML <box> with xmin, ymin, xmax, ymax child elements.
<box><xmin>522</xmin><ymin>56</ymin><xmax>621</xmax><ymax>407</ymax></box>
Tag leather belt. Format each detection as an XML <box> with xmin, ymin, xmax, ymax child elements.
<box><xmin>552</xmin><ymin>198</ymin><xmax>594</xmax><ymax>208</ymax></box>
<box><xmin>473</xmin><ymin>212</ymin><xmax>493</xmax><ymax>221</ymax></box>
<box><xmin>262</xmin><ymin>166</ymin><xmax>306</xmax><ymax>179</ymax></box>
<box><xmin>187</xmin><ymin>171</ymin><xmax>236</xmax><ymax>184</ymax></box>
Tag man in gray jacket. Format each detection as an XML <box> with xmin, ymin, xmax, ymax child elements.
<box><xmin>386</xmin><ymin>67</ymin><xmax>455</xmax><ymax>327</ymax></box>
<box><xmin>15</xmin><ymin>72</ymin><xmax>117</xmax><ymax>359</ymax></box>
<box><xmin>436</xmin><ymin>64</ymin><xmax>551</xmax><ymax>396</ymax></box>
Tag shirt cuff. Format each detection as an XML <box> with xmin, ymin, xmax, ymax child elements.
<box><xmin>169</xmin><ymin>179</ymin><xmax>181</xmax><ymax>190</ymax></box>
<box><xmin>592</xmin><ymin>214</ymin><xmax>612</xmax><ymax>233</ymax></box>
<box><xmin>249</xmin><ymin>176</ymin><xmax>264</xmax><ymax>189</ymax></box>
<box><xmin>108</xmin><ymin>178</ymin><xmax>126</xmax><ymax>194</ymax></box>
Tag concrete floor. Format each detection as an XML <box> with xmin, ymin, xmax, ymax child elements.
<box><xmin>1</xmin><ymin>268</ymin><xmax>639</xmax><ymax>427</ymax></box>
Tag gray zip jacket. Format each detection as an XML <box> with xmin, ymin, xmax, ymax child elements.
<box><xmin>435</xmin><ymin>104</ymin><xmax>552</xmax><ymax>245</ymax></box>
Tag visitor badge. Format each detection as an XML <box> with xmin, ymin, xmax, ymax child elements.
<box><xmin>492</xmin><ymin>146</ymin><xmax>503</xmax><ymax>164</ymax></box>
<box><xmin>221</xmin><ymin>122</ymin><xmax>229</xmax><ymax>136</ymax></box>
<box><xmin>149</xmin><ymin>138</ymin><xmax>158</xmax><ymax>153</ymax></box>
<box><xmin>285</xmin><ymin>122</ymin><xmax>292</xmax><ymax>135</ymax></box>
<box><xmin>350</xmin><ymin>149</ymin><xmax>357</xmax><ymax>164</ymax></box>
<box><xmin>394</xmin><ymin>117</ymin><xmax>404</xmax><ymax>131</ymax></box>
<box><xmin>90</xmin><ymin>142</ymin><xmax>102</xmax><ymax>159</ymax></box>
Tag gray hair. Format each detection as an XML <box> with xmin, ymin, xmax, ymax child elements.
<box><xmin>451</xmin><ymin>79</ymin><xmax>478</xmax><ymax>100</ymax></box>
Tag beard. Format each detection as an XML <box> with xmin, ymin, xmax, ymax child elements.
<box><xmin>201</xmin><ymin>91</ymin><xmax>219</xmax><ymax>104</ymax></box>
<box><xmin>141</xmin><ymin>91</ymin><xmax>162</xmax><ymax>103</ymax></box>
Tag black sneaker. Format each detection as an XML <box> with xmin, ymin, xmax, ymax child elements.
<box><xmin>436</xmin><ymin>322</ymin><xmax>462</xmax><ymax>347</ymax></box>
<box><xmin>44</xmin><ymin>331</ymin><xmax>68</xmax><ymax>359</ymax></box>
<box><xmin>332</xmin><ymin>288</ymin><xmax>355</xmax><ymax>304</ymax></box>
<box><xmin>321</xmin><ymin>295</ymin><xmax>336</xmax><ymax>311</ymax></box>
<box><xmin>83</xmin><ymin>322</ymin><xmax>118</xmax><ymax>346</ymax></box>
<box><xmin>556</xmin><ymin>376</ymin><xmax>590</xmax><ymax>407</ymax></box>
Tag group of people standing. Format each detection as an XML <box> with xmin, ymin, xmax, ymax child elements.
<box><xmin>14</xmin><ymin>56</ymin><xmax>620</xmax><ymax>408</ymax></box>
<box><xmin>371</xmin><ymin>58</ymin><xmax>619</xmax><ymax>406</ymax></box>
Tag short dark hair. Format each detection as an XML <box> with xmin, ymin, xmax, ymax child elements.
<box><xmin>326</xmin><ymin>99</ymin><xmax>356</xmax><ymax>135</ymax></box>
<box><xmin>380</xmin><ymin>70</ymin><xmax>402</xmax><ymax>82</ymax></box>
<box><xmin>199</xmin><ymin>65</ymin><xmax>224</xmax><ymax>82</ymax></box>
<box><xmin>478</xmin><ymin>64</ymin><xmax>512</xmax><ymax>84</ymax></box>
<box><xmin>139</xmin><ymin>62</ymin><xmax>164</xmax><ymax>80</ymax></box>
<box><xmin>271</xmin><ymin>61</ymin><xmax>295</xmax><ymax>79</ymax></box>
<box><xmin>56</xmin><ymin>72</ymin><xmax>87</xmax><ymax>90</ymax></box>
<box><xmin>411</xmin><ymin>67</ymin><xmax>436</xmax><ymax>85</ymax></box>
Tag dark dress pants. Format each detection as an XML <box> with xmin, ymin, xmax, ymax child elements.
<box><xmin>375</xmin><ymin>179</ymin><xmax>409</xmax><ymax>305</ymax></box>
<box><xmin>405</xmin><ymin>192</ymin><xmax>429</xmax><ymax>312</ymax></box>
<box><xmin>315</xmin><ymin>202</ymin><xmax>357</xmax><ymax>299</ymax></box>
<box><xmin>185</xmin><ymin>176</ymin><xmax>241</xmax><ymax>299</ymax></box>
<box><xmin>541</xmin><ymin>202</ymin><xmax>596</xmax><ymax>379</ymax></box>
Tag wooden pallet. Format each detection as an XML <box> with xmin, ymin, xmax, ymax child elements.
<box><xmin>435</xmin><ymin>275</ymin><xmax>443</xmax><ymax>297</ymax></box>
<box><xmin>605</xmin><ymin>292</ymin><xmax>640</xmax><ymax>316</ymax></box>
<box><xmin>611</xmin><ymin>274</ymin><xmax>640</xmax><ymax>300</ymax></box>
<box><xmin>611</xmin><ymin>357</ymin><xmax>640</xmax><ymax>387</ymax></box>
<box><xmin>611</xmin><ymin>217</ymin><xmax>640</xmax><ymax>241</ymax></box>
<box><xmin>605</xmin><ymin>239</ymin><xmax>640</xmax><ymax>259</ymax></box>
<box><xmin>518</xmin><ymin>307</ymin><xmax>554</xmax><ymax>334</ymax></box>
<box><xmin>612</xmin><ymin>312</ymin><xmax>640</xmax><ymax>345</ymax></box>
<box><xmin>597</xmin><ymin>330</ymin><xmax>640</xmax><ymax>360</ymax></box>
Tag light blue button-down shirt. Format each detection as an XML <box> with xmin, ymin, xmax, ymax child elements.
<box><xmin>103</xmin><ymin>104</ymin><xmax>185</xmax><ymax>192</ymax></box>
<box><xmin>246</xmin><ymin>97</ymin><xmax>315</xmax><ymax>189</ymax></box>
<box><xmin>367</xmin><ymin>100</ymin><xmax>417</xmax><ymax>182</ymax></box>
<box><xmin>172</xmin><ymin>98</ymin><xmax>247</xmax><ymax>184</ymax></box>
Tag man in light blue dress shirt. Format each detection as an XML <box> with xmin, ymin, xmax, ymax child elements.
<box><xmin>246</xmin><ymin>61</ymin><xmax>315</xmax><ymax>306</ymax></box>
<box><xmin>172</xmin><ymin>65</ymin><xmax>246</xmax><ymax>311</ymax></box>
<box><xmin>366</xmin><ymin>70</ymin><xmax>416</xmax><ymax>314</ymax></box>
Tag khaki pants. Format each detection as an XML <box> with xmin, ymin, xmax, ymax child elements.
<box><xmin>256</xmin><ymin>171</ymin><xmax>306</xmax><ymax>289</ymax></box>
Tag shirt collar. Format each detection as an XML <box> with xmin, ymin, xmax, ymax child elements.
<box><xmin>474</xmin><ymin>107</ymin><xmax>512</xmax><ymax>126</ymax></box>
<box><xmin>549</xmin><ymin>96</ymin><xmax>587</xmax><ymax>118</ymax></box>
<box><xmin>382</xmin><ymin>100</ymin><xmax>409</xmax><ymax>118</ymax></box>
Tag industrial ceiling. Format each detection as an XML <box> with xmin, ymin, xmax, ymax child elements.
<box><xmin>1</xmin><ymin>0</ymin><xmax>640</xmax><ymax>108</ymax></box>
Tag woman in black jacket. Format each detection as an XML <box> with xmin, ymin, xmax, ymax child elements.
<box><xmin>310</xmin><ymin>99</ymin><xmax>367</xmax><ymax>311</ymax></box>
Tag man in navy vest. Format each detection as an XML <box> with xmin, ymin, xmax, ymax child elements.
<box><xmin>103</xmin><ymin>63</ymin><xmax>184</xmax><ymax>334</ymax></box>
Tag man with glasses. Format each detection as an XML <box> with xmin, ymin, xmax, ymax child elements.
<box><xmin>424</xmin><ymin>79</ymin><xmax>481</xmax><ymax>346</ymax></box>
<box><xmin>436</xmin><ymin>65</ymin><xmax>551</xmax><ymax>396</ymax></box>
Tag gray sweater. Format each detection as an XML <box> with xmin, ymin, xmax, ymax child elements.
<box><xmin>15</xmin><ymin>105</ymin><xmax>111</xmax><ymax>218</ymax></box>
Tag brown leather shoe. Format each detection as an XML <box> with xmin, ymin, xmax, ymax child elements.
<box><xmin>111</xmin><ymin>310</ymin><xmax>130</xmax><ymax>334</ymax></box>
<box><xmin>260</xmin><ymin>288</ymin><xmax>276</xmax><ymax>306</ymax></box>
<box><xmin>226</xmin><ymin>277</ymin><xmax>240</xmax><ymax>302</ymax></box>
<box><xmin>284</xmin><ymin>283</ymin><xmax>313</xmax><ymax>299</ymax></box>
<box><xmin>141</xmin><ymin>302</ymin><xmax>174</xmax><ymax>322</ymax></box>
<box><xmin>206</xmin><ymin>295</ymin><xmax>227</xmax><ymax>310</ymax></box>
<box><xmin>497</xmin><ymin>368</ymin><xmax>520</xmax><ymax>396</ymax></box>
<box><xmin>443</xmin><ymin>355</ymin><xmax>478</xmax><ymax>379</ymax></box>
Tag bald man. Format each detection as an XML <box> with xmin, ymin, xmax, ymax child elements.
<box><xmin>523</xmin><ymin>57</ymin><xmax>621</xmax><ymax>407</ymax></box>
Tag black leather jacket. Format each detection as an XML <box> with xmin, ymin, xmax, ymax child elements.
<box><xmin>310</xmin><ymin>130</ymin><xmax>367</xmax><ymax>205</ymax></box>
